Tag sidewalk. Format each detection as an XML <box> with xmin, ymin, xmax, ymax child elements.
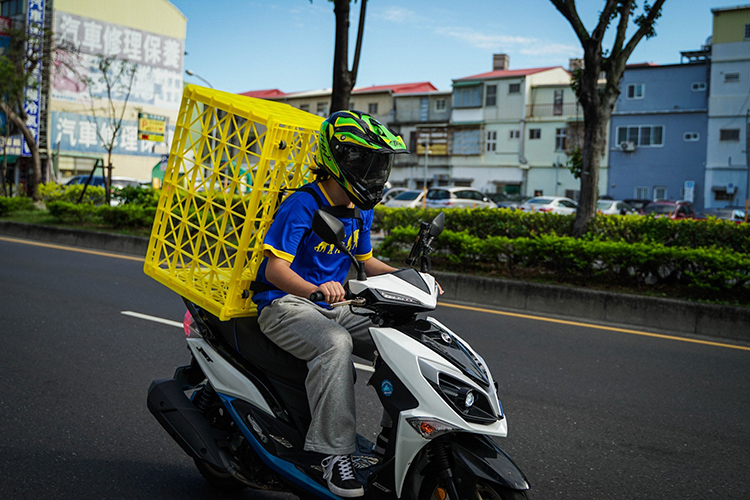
<box><xmin>2</xmin><ymin>220</ymin><xmax>749</xmax><ymax>344</ymax></box>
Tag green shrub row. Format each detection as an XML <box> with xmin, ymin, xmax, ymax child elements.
<box><xmin>0</xmin><ymin>196</ymin><xmax>36</xmax><ymax>216</ymax></box>
<box><xmin>46</xmin><ymin>201</ymin><xmax>156</xmax><ymax>228</ymax></box>
<box><xmin>379</xmin><ymin>227</ymin><xmax>750</xmax><ymax>303</ymax></box>
<box><xmin>374</xmin><ymin>207</ymin><xmax>750</xmax><ymax>255</ymax></box>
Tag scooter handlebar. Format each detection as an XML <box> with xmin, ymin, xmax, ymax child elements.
<box><xmin>309</xmin><ymin>290</ymin><xmax>355</xmax><ymax>303</ymax></box>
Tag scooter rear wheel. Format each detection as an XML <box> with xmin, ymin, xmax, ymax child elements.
<box><xmin>420</xmin><ymin>479</ymin><xmax>529</xmax><ymax>500</ymax></box>
<box><xmin>193</xmin><ymin>458</ymin><xmax>246</xmax><ymax>491</ymax></box>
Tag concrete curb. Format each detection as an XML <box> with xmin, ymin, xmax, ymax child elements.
<box><xmin>2</xmin><ymin>220</ymin><xmax>748</xmax><ymax>343</ymax></box>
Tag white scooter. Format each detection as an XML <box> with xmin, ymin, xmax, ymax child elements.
<box><xmin>147</xmin><ymin>211</ymin><xmax>530</xmax><ymax>499</ymax></box>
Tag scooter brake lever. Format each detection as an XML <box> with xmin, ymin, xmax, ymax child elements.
<box><xmin>331</xmin><ymin>298</ymin><xmax>367</xmax><ymax>307</ymax></box>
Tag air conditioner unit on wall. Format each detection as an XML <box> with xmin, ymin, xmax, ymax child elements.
<box><xmin>620</xmin><ymin>141</ymin><xmax>636</xmax><ymax>152</ymax></box>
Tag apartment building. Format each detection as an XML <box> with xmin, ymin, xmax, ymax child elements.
<box><xmin>704</xmin><ymin>5</ymin><xmax>750</xmax><ymax>208</ymax></box>
<box><xmin>609</xmin><ymin>61</ymin><xmax>709</xmax><ymax>210</ymax></box>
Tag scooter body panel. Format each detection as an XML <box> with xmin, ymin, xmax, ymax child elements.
<box><xmin>186</xmin><ymin>337</ymin><xmax>274</xmax><ymax>416</ymax></box>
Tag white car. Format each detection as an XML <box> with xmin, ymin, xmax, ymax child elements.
<box><xmin>381</xmin><ymin>187</ymin><xmax>410</xmax><ymax>205</ymax></box>
<box><xmin>597</xmin><ymin>200</ymin><xmax>638</xmax><ymax>215</ymax></box>
<box><xmin>519</xmin><ymin>196</ymin><xmax>578</xmax><ymax>214</ymax></box>
<box><xmin>383</xmin><ymin>189</ymin><xmax>426</xmax><ymax>208</ymax></box>
<box><xmin>424</xmin><ymin>187</ymin><xmax>496</xmax><ymax>209</ymax></box>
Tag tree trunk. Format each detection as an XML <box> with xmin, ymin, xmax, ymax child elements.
<box><xmin>330</xmin><ymin>0</ymin><xmax>353</xmax><ymax>113</ymax></box>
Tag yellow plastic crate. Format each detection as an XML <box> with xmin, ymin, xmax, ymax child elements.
<box><xmin>144</xmin><ymin>85</ymin><xmax>324</xmax><ymax>320</ymax></box>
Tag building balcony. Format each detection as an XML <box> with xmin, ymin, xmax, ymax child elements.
<box><xmin>526</xmin><ymin>102</ymin><xmax>583</xmax><ymax>120</ymax></box>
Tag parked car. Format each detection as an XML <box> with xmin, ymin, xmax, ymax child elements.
<box><xmin>519</xmin><ymin>196</ymin><xmax>578</xmax><ymax>214</ymax></box>
<box><xmin>65</xmin><ymin>175</ymin><xmax>142</xmax><ymax>190</ymax></box>
<box><xmin>642</xmin><ymin>200</ymin><xmax>695</xmax><ymax>219</ymax></box>
<box><xmin>488</xmin><ymin>193</ymin><xmax>528</xmax><ymax>209</ymax></box>
<box><xmin>381</xmin><ymin>187</ymin><xmax>410</xmax><ymax>205</ymax></box>
<box><xmin>424</xmin><ymin>187</ymin><xmax>496</xmax><ymax>209</ymax></box>
<box><xmin>623</xmin><ymin>198</ymin><xmax>652</xmax><ymax>213</ymax></box>
<box><xmin>699</xmin><ymin>206</ymin><xmax>747</xmax><ymax>223</ymax></box>
<box><xmin>597</xmin><ymin>199</ymin><xmax>639</xmax><ymax>215</ymax></box>
<box><xmin>64</xmin><ymin>175</ymin><xmax>143</xmax><ymax>206</ymax></box>
<box><xmin>382</xmin><ymin>189</ymin><xmax>426</xmax><ymax>208</ymax></box>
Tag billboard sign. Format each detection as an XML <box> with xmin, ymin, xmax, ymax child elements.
<box><xmin>22</xmin><ymin>0</ymin><xmax>45</xmax><ymax>157</ymax></box>
<box><xmin>51</xmin><ymin>11</ymin><xmax>184</xmax><ymax>109</ymax></box>
<box><xmin>138</xmin><ymin>112</ymin><xmax>166</xmax><ymax>142</ymax></box>
<box><xmin>52</xmin><ymin>111</ymin><xmax>173</xmax><ymax>157</ymax></box>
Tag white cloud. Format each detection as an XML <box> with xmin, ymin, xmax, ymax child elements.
<box><xmin>374</xmin><ymin>7</ymin><xmax>419</xmax><ymax>23</ymax></box>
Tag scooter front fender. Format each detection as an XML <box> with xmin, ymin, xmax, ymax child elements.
<box><xmin>450</xmin><ymin>433</ymin><xmax>530</xmax><ymax>492</ymax></box>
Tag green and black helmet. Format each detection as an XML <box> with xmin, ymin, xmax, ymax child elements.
<box><xmin>316</xmin><ymin>110</ymin><xmax>409</xmax><ymax>210</ymax></box>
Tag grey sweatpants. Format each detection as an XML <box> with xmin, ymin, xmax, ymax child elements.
<box><xmin>257</xmin><ymin>294</ymin><xmax>376</xmax><ymax>455</ymax></box>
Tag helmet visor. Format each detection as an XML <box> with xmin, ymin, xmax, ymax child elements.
<box><xmin>334</xmin><ymin>145</ymin><xmax>394</xmax><ymax>207</ymax></box>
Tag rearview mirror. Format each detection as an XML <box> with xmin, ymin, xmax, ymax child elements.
<box><xmin>312</xmin><ymin>210</ymin><xmax>345</xmax><ymax>245</ymax></box>
<box><xmin>429</xmin><ymin>212</ymin><xmax>444</xmax><ymax>237</ymax></box>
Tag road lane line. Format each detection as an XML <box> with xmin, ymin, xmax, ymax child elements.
<box><xmin>121</xmin><ymin>310</ymin><xmax>183</xmax><ymax>328</ymax></box>
<box><xmin>0</xmin><ymin>236</ymin><xmax>144</xmax><ymax>262</ymax></box>
<box><xmin>438</xmin><ymin>301</ymin><xmax>750</xmax><ymax>352</ymax></box>
<box><xmin>120</xmin><ymin>310</ymin><xmax>377</xmax><ymax>374</ymax></box>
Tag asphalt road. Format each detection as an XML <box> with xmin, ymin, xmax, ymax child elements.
<box><xmin>1</xmin><ymin>236</ymin><xmax>749</xmax><ymax>499</ymax></box>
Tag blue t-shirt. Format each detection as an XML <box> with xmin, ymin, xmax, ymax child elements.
<box><xmin>251</xmin><ymin>182</ymin><xmax>374</xmax><ymax>314</ymax></box>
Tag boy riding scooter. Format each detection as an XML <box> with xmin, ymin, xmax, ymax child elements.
<box><xmin>251</xmin><ymin>110</ymin><xmax>415</xmax><ymax>496</ymax></box>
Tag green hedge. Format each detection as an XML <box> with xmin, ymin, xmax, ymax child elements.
<box><xmin>0</xmin><ymin>196</ymin><xmax>36</xmax><ymax>216</ymax></box>
<box><xmin>45</xmin><ymin>201</ymin><xmax>156</xmax><ymax>228</ymax></box>
<box><xmin>374</xmin><ymin>207</ymin><xmax>750</xmax><ymax>254</ymax></box>
<box><xmin>379</xmin><ymin>226</ymin><xmax>750</xmax><ymax>303</ymax></box>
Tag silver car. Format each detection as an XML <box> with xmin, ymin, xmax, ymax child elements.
<box><xmin>424</xmin><ymin>187</ymin><xmax>496</xmax><ymax>209</ymax></box>
<box><xmin>519</xmin><ymin>196</ymin><xmax>578</xmax><ymax>214</ymax></box>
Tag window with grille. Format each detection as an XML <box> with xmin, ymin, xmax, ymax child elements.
<box><xmin>654</xmin><ymin>186</ymin><xmax>667</xmax><ymax>200</ymax></box>
<box><xmin>435</xmin><ymin>99</ymin><xmax>446</xmax><ymax>111</ymax></box>
<box><xmin>724</xmin><ymin>73</ymin><xmax>740</xmax><ymax>83</ymax></box>
<box><xmin>300</xmin><ymin>104</ymin><xmax>310</xmax><ymax>112</ymax></box>
<box><xmin>486</xmin><ymin>130</ymin><xmax>497</xmax><ymax>152</ymax></box>
<box><xmin>486</xmin><ymin>85</ymin><xmax>497</xmax><ymax>106</ymax></box>
<box><xmin>368</xmin><ymin>103</ymin><xmax>378</xmax><ymax>115</ymax></box>
<box><xmin>746</xmin><ymin>23</ymin><xmax>750</xmax><ymax>39</ymax></box>
<box><xmin>555</xmin><ymin>128</ymin><xmax>567</xmax><ymax>151</ymax></box>
<box><xmin>453</xmin><ymin>85</ymin><xmax>482</xmax><ymax>108</ymax></box>
<box><xmin>529</xmin><ymin>129</ymin><xmax>541</xmax><ymax>140</ymax></box>
<box><xmin>317</xmin><ymin>102</ymin><xmax>328</xmax><ymax>116</ymax></box>
<box><xmin>616</xmin><ymin>125</ymin><xmax>664</xmax><ymax>146</ymax></box>
<box><xmin>720</xmin><ymin>129</ymin><xmax>740</xmax><ymax>141</ymax></box>
<box><xmin>509</xmin><ymin>130</ymin><xmax>520</xmax><ymax>139</ymax></box>
<box><xmin>451</xmin><ymin>128</ymin><xmax>481</xmax><ymax>155</ymax></box>
<box><xmin>553</xmin><ymin>90</ymin><xmax>564</xmax><ymax>115</ymax></box>
<box><xmin>626</xmin><ymin>83</ymin><xmax>644</xmax><ymax>99</ymax></box>
<box><xmin>635</xmin><ymin>187</ymin><xmax>649</xmax><ymax>199</ymax></box>
<box><xmin>508</xmin><ymin>83</ymin><xmax>521</xmax><ymax>94</ymax></box>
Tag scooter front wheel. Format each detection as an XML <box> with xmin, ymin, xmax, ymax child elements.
<box><xmin>420</xmin><ymin>479</ymin><xmax>529</xmax><ymax>500</ymax></box>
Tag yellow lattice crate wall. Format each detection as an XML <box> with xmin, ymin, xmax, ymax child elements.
<box><xmin>144</xmin><ymin>85</ymin><xmax>324</xmax><ymax>320</ymax></box>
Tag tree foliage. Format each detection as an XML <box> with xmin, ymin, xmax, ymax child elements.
<box><xmin>549</xmin><ymin>0</ymin><xmax>666</xmax><ymax>237</ymax></box>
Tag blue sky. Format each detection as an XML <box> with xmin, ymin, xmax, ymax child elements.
<box><xmin>171</xmin><ymin>0</ymin><xmax>728</xmax><ymax>94</ymax></box>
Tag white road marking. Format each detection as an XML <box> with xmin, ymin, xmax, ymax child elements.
<box><xmin>120</xmin><ymin>310</ymin><xmax>376</xmax><ymax>372</ymax></box>
<box><xmin>121</xmin><ymin>311</ymin><xmax>183</xmax><ymax>329</ymax></box>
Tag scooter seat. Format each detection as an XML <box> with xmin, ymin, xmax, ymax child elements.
<box><xmin>199</xmin><ymin>311</ymin><xmax>309</xmax><ymax>386</ymax></box>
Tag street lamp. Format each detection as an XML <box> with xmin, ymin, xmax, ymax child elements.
<box><xmin>185</xmin><ymin>69</ymin><xmax>214</xmax><ymax>88</ymax></box>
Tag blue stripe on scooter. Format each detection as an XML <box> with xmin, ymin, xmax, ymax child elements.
<box><xmin>217</xmin><ymin>393</ymin><xmax>342</xmax><ymax>500</ymax></box>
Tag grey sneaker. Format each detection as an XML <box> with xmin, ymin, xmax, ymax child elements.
<box><xmin>321</xmin><ymin>455</ymin><xmax>364</xmax><ymax>498</ymax></box>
